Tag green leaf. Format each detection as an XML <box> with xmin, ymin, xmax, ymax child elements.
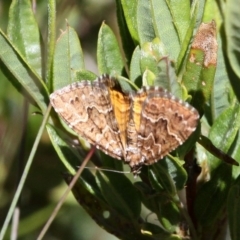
<box><xmin>181</xmin><ymin>21</ymin><xmax>217</xmax><ymax>109</ymax></box>
<box><xmin>117</xmin><ymin>75</ymin><xmax>136</xmax><ymax>92</ymax></box>
<box><xmin>7</xmin><ymin>0</ymin><xmax>42</xmax><ymax>76</ymax></box>
<box><xmin>140</xmin><ymin>41</ymin><xmax>159</xmax><ymax>78</ymax></box>
<box><xmin>194</xmin><ymin>103</ymin><xmax>240</xmax><ymax>226</ymax></box>
<box><xmin>157</xmin><ymin>195</ymin><xmax>181</xmax><ymax>233</ymax></box>
<box><xmin>46</xmin><ymin>124</ymin><xmax>81</xmax><ymax>174</ymax></box>
<box><xmin>175</xmin><ymin>5</ymin><xmax>197</xmax><ymax>72</ymax></box>
<box><xmin>142</xmin><ymin>69</ymin><xmax>156</xmax><ymax>87</ymax></box>
<box><xmin>211</xmin><ymin>36</ymin><xmax>233</xmax><ymax>120</ymax></box>
<box><xmin>150</xmin><ymin>157</ymin><xmax>187</xmax><ymax>192</ymax></box>
<box><xmin>192</xmin><ymin>0</ymin><xmax>206</xmax><ymax>28</ymax></box>
<box><xmin>202</xmin><ymin>0</ymin><xmax>221</xmax><ymax>23</ymax></box>
<box><xmin>225</xmin><ymin>0</ymin><xmax>240</xmax><ymax>79</ymax></box>
<box><xmin>0</xmin><ymin>30</ymin><xmax>48</xmax><ymax>112</ymax></box>
<box><xmin>228</xmin><ymin>184</ymin><xmax>240</xmax><ymax>240</ymax></box>
<box><xmin>52</xmin><ymin>26</ymin><xmax>84</xmax><ymax>91</ymax></box>
<box><xmin>98</xmin><ymin>151</ymin><xmax>124</xmax><ymax>174</ymax></box>
<box><xmin>168</xmin><ymin>0</ymin><xmax>190</xmax><ymax>43</ymax></box>
<box><xmin>66</xmin><ymin>173</ymin><xmax>154</xmax><ymax>240</ymax></box>
<box><xmin>208</xmin><ymin>102</ymin><xmax>240</xmax><ymax>169</ymax></box>
<box><xmin>176</xmin><ymin>0</ymin><xmax>205</xmax><ymax>71</ymax></box>
<box><xmin>194</xmin><ymin>164</ymin><xmax>232</xmax><ymax>226</ymax></box>
<box><xmin>231</xmin><ymin>131</ymin><xmax>240</xmax><ymax>179</ymax></box>
<box><xmin>64</xmin><ymin>173</ymin><xmax>133</xmax><ymax>239</ymax></box>
<box><xmin>115</xmin><ymin>0</ymin><xmax>135</xmax><ymax>64</ymax></box>
<box><xmin>46</xmin><ymin>0</ymin><xmax>56</xmax><ymax>88</ymax></box>
<box><xmin>151</xmin><ymin>0</ymin><xmax>181</xmax><ymax>61</ymax></box>
<box><xmin>177</xmin><ymin>124</ymin><xmax>201</xmax><ymax>159</ymax></box>
<box><xmin>197</xmin><ymin>135</ymin><xmax>239</xmax><ymax>167</ymax></box>
<box><xmin>137</xmin><ymin>0</ymin><xmax>156</xmax><ymax>44</ymax></box>
<box><xmin>139</xmin><ymin>38</ymin><xmax>167</xmax><ymax>83</ymax></box>
<box><xmin>149</xmin><ymin>164</ymin><xmax>176</xmax><ymax>195</ymax></box>
<box><xmin>129</xmin><ymin>46</ymin><xmax>142</xmax><ymax>84</ymax></box>
<box><xmin>96</xmin><ymin>171</ymin><xmax>141</xmax><ymax>219</ymax></box>
<box><xmin>74</xmin><ymin>70</ymin><xmax>97</xmax><ymax>81</ymax></box>
<box><xmin>139</xmin><ymin>38</ymin><xmax>182</xmax><ymax>96</ymax></box>
<box><xmin>135</xmin><ymin>179</ymin><xmax>181</xmax><ymax>233</ymax></box>
<box><xmin>97</xmin><ymin>23</ymin><xmax>125</xmax><ymax>75</ymax></box>
<box><xmin>155</xmin><ymin>57</ymin><xmax>182</xmax><ymax>98</ymax></box>
<box><xmin>120</xmin><ymin>0</ymin><xmax>139</xmax><ymax>43</ymax></box>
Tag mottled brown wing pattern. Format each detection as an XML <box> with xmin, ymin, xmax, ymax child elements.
<box><xmin>127</xmin><ymin>87</ymin><xmax>199</xmax><ymax>171</ymax></box>
<box><xmin>50</xmin><ymin>76</ymin><xmax>125</xmax><ymax>160</ymax></box>
<box><xmin>138</xmin><ymin>88</ymin><xmax>199</xmax><ymax>165</ymax></box>
<box><xmin>50</xmin><ymin>75</ymin><xmax>199</xmax><ymax>174</ymax></box>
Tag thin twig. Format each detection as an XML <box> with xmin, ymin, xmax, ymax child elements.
<box><xmin>0</xmin><ymin>104</ymin><xmax>52</xmax><ymax>240</ymax></box>
<box><xmin>36</xmin><ymin>147</ymin><xmax>95</xmax><ymax>240</ymax></box>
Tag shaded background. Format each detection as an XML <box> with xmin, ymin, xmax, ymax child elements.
<box><xmin>0</xmin><ymin>0</ymin><xmax>120</xmax><ymax>239</ymax></box>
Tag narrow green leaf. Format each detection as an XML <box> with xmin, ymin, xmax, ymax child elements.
<box><xmin>231</xmin><ymin>131</ymin><xmax>240</xmax><ymax>179</ymax></box>
<box><xmin>115</xmin><ymin>0</ymin><xmax>135</xmax><ymax>64</ymax></box>
<box><xmin>149</xmin><ymin>164</ymin><xmax>176</xmax><ymax>196</ymax></box>
<box><xmin>181</xmin><ymin>21</ymin><xmax>218</xmax><ymax>109</ymax></box>
<box><xmin>117</xmin><ymin>75</ymin><xmax>136</xmax><ymax>92</ymax></box>
<box><xmin>140</xmin><ymin>42</ymin><xmax>159</xmax><ymax>78</ymax></box>
<box><xmin>67</xmin><ymin>27</ymin><xmax>85</xmax><ymax>71</ymax></box>
<box><xmin>47</xmin><ymin>124</ymin><xmax>111</xmax><ymax>204</ymax></box>
<box><xmin>135</xmin><ymin>169</ymin><xmax>182</xmax><ymax>232</ymax></box>
<box><xmin>140</xmin><ymin>38</ymin><xmax>167</xmax><ymax>84</ymax></box>
<box><xmin>52</xmin><ymin>26</ymin><xmax>84</xmax><ymax>91</ymax></box>
<box><xmin>151</xmin><ymin>0</ymin><xmax>181</xmax><ymax>61</ymax></box>
<box><xmin>208</xmin><ymin>102</ymin><xmax>240</xmax><ymax>169</ymax></box>
<box><xmin>209</xmin><ymin>102</ymin><xmax>240</xmax><ymax>155</ymax></box>
<box><xmin>157</xmin><ymin>195</ymin><xmax>181</xmax><ymax>233</ymax></box>
<box><xmin>194</xmin><ymin>164</ymin><xmax>232</xmax><ymax>225</ymax></box>
<box><xmin>0</xmin><ymin>104</ymin><xmax>51</xmax><ymax>240</ymax></box>
<box><xmin>225</xmin><ymin>0</ymin><xmax>240</xmax><ymax>79</ymax></box>
<box><xmin>197</xmin><ymin>135</ymin><xmax>239</xmax><ymax>166</ymax></box>
<box><xmin>139</xmin><ymin>38</ymin><xmax>181</xmax><ymax>96</ymax></box>
<box><xmin>165</xmin><ymin>157</ymin><xmax>187</xmax><ymax>190</ymax></box>
<box><xmin>129</xmin><ymin>46</ymin><xmax>142</xmax><ymax>84</ymax></box>
<box><xmin>66</xmin><ymin>173</ymin><xmax>154</xmax><ymax>240</ymax></box>
<box><xmin>175</xmin><ymin>5</ymin><xmax>197</xmax><ymax>72</ymax></box>
<box><xmin>120</xmin><ymin>0</ymin><xmax>139</xmax><ymax>43</ymax></box>
<box><xmin>150</xmin><ymin>157</ymin><xmax>187</xmax><ymax>193</ymax></box>
<box><xmin>211</xmin><ymin>36</ymin><xmax>233</xmax><ymax>120</ymax></box>
<box><xmin>7</xmin><ymin>0</ymin><xmax>42</xmax><ymax>76</ymax></box>
<box><xmin>202</xmin><ymin>0</ymin><xmax>221</xmax><ymax>23</ymax></box>
<box><xmin>0</xmin><ymin>30</ymin><xmax>48</xmax><ymax>112</ymax></box>
<box><xmin>155</xmin><ymin>57</ymin><xmax>182</xmax><ymax>98</ymax></box>
<box><xmin>191</xmin><ymin>0</ymin><xmax>206</xmax><ymax>29</ymax></box>
<box><xmin>98</xmin><ymin>151</ymin><xmax>124</xmax><ymax>174</ymax></box>
<box><xmin>46</xmin><ymin>0</ymin><xmax>56</xmax><ymax>89</ymax></box>
<box><xmin>228</xmin><ymin>185</ymin><xmax>240</xmax><ymax>240</ymax></box>
<box><xmin>137</xmin><ymin>0</ymin><xmax>156</xmax><ymax>44</ymax></box>
<box><xmin>134</xmin><ymin>181</ymin><xmax>159</xmax><ymax>211</ymax></box>
<box><xmin>177</xmin><ymin>124</ymin><xmax>201</xmax><ymax>159</ymax></box>
<box><xmin>176</xmin><ymin>0</ymin><xmax>206</xmax><ymax>71</ymax></box>
<box><xmin>168</xmin><ymin>0</ymin><xmax>190</xmax><ymax>43</ymax></box>
<box><xmin>46</xmin><ymin>124</ymin><xmax>80</xmax><ymax>174</ymax></box>
<box><xmin>97</xmin><ymin>23</ymin><xmax>125</xmax><ymax>75</ymax></box>
<box><xmin>142</xmin><ymin>69</ymin><xmax>156</xmax><ymax>87</ymax></box>
<box><xmin>96</xmin><ymin>171</ymin><xmax>141</xmax><ymax>219</ymax></box>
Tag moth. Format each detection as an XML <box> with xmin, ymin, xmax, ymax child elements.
<box><xmin>50</xmin><ymin>75</ymin><xmax>199</xmax><ymax>174</ymax></box>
